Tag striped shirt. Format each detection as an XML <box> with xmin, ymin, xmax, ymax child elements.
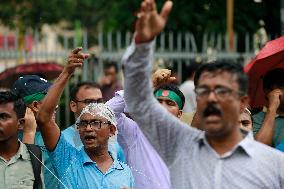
<box><xmin>122</xmin><ymin>40</ymin><xmax>284</xmax><ymax>189</ymax></box>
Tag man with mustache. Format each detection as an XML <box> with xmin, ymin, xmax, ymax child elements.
<box><xmin>122</xmin><ymin>0</ymin><xmax>284</xmax><ymax>188</ymax></box>
<box><xmin>36</xmin><ymin>47</ymin><xmax>134</xmax><ymax>189</ymax></box>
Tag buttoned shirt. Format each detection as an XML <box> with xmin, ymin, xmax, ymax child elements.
<box><xmin>122</xmin><ymin>40</ymin><xmax>284</xmax><ymax>189</ymax></box>
<box><xmin>48</xmin><ymin>134</ymin><xmax>134</xmax><ymax>189</ymax></box>
<box><xmin>0</xmin><ymin>141</ymin><xmax>45</xmax><ymax>189</ymax></box>
<box><xmin>62</xmin><ymin>126</ymin><xmax>126</xmax><ymax>163</ymax></box>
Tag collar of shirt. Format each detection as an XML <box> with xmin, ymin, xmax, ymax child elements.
<box><xmin>17</xmin><ymin>141</ymin><xmax>30</xmax><ymax>160</ymax></box>
<box><xmin>0</xmin><ymin>141</ymin><xmax>30</xmax><ymax>164</ymax></box>
<box><xmin>80</xmin><ymin>148</ymin><xmax>124</xmax><ymax>172</ymax></box>
<box><xmin>195</xmin><ymin>131</ymin><xmax>254</xmax><ymax>158</ymax></box>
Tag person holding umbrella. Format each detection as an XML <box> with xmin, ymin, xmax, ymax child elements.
<box><xmin>253</xmin><ymin>68</ymin><xmax>284</xmax><ymax>147</ymax></box>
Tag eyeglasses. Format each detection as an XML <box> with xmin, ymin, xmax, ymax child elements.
<box><xmin>74</xmin><ymin>98</ymin><xmax>104</xmax><ymax>104</ymax></box>
<box><xmin>194</xmin><ymin>86</ymin><xmax>243</xmax><ymax>99</ymax></box>
<box><xmin>76</xmin><ymin>120</ymin><xmax>111</xmax><ymax>130</ymax></box>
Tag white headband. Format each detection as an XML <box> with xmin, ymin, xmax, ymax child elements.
<box><xmin>76</xmin><ymin>103</ymin><xmax>117</xmax><ymax>127</ymax></box>
<box><xmin>73</xmin><ymin>103</ymin><xmax>118</xmax><ymax>157</ymax></box>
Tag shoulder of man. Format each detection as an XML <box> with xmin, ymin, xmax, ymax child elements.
<box><xmin>249</xmin><ymin>140</ymin><xmax>284</xmax><ymax>161</ymax></box>
<box><xmin>62</xmin><ymin>125</ymin><xmax>75</xmax><ymax>134</ymax></box>
<box><xmin>252</xmin><ymin>111</ymin><xmax>266</xmax><ymax>124</ymax></box>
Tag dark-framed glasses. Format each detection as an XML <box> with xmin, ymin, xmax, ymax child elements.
<box><xmin>74</xmin><ymin>98</ymin><xmax>104</xmax><ymax>104</ymax></box>
<box><xmin>76</xmin><ymin>120</ymin><xmax>111</xmax><ymax>130</ymax></box>
<box><xmin>194</xmin><ymin>86</ymin><xmax>243</xmax><ymax>99</ymax></box>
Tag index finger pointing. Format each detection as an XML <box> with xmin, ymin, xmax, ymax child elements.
<box><xmin>160</xmin><ymin>0</ymin><xmax>173</xmax><ymax>20</ymax></box>
<box><xmin>72</xmin><ymin>47</ymin><xmax>83</xmax><ymax>54</ymax></box>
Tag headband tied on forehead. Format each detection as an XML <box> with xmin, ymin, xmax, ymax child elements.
<box><xmin>154</xmin><ymin>89</ymin><xmax>183</xmax><ymax>110</ymax></box>
<box><xmin>23</xmin><ymin>92</ymin><xmax>46</xmax><ymax>105</ymax></box>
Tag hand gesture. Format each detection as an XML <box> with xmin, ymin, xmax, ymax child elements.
<box><xmin>267</xmin><ymin>89</ymin><xmax>283</xmax><ymax>112</ymax></box>
<box><xmin>99</xmin><ymin>75</ymin><xmax>112</xmax><ymax>86</ymax></box>
<box><xmin>152</xmin><ymin>68</ymin><xmax>176</xmax><ymax>88</ymax></box>
<box><xmin>23</xmin><ymin>107</ymin><xmax>37</xmax><ymax>133</ymax></box>
<box><xmin>63</xmin><ymin>47</ymin><xmax>90</xmax><ymax>75</ymax></box>
<box><xmin>135</xmin><ymin>0</ymin><xmax>173</xmax><ymax>44</ymax></box>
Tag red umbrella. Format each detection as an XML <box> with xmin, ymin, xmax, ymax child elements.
<box><xmin>244</xmin><ymin>36</ymin><xmax>284</xmax><ymax>109</ymax></box>
<box><xmin>0</xmin><ymin>62</ymin><xmax>63</xmax><ymax>88</ymax></box>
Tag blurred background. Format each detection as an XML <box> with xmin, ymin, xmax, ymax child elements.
<box><xmin>0</xmin><ymin>0</ymin><xmax>282</xmax><ymax>126</ymax></box>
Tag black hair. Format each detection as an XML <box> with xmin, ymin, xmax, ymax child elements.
<box><xmin>154</xmin><ymin>83</ymin><xmax>185</xmax><ymax>110</ymax></box>
<box><xmin>185</xmin><ymin>62</ymin><xmax>200</xmax><ymax>79</ymax></box>
<box><xmin>194</xmin><ymin>61</ymin><xmax>248</xmax><ymax>94</ymax></box>
<box><xmin>70</xmin><ymin>81</ymin><xmax>101</xmax><ymax>101</ymax></box>
<box><xmin>103</xmin><ymin>61</ymin><xmax>119</xmax><ymax>73</ymax></box>
<box><xmin>263</xmin><ymin>68</ymin><xmax>284</xmax><ymax>90</ymax></box>
<box><xmin>0</xmin><ymin>91</ymin><xmax>26</xmax><ymax>119</ymax></box>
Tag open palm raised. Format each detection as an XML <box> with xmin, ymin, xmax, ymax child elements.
<box><xmin>135</xmin><ymin>0</ymin><xmax>173</xmax><ymax>44</ymax></box>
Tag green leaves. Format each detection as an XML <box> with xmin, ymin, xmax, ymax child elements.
<box><xmin>0</xmin><ymin>0</ymin><xmax>279</xmax><ymax>36</ymax></box>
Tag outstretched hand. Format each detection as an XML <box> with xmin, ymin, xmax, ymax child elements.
<box><xmin>152</xmin><ymin>68</ymin><xmax>176</xmax><ymax>88</ymax></box>
<box><xmin>135</xmin><ymin>0</ymin><xmax>173</xmax><ymax>44</ymax></box>
<box><xmin>63</xmin><ymin>47</ymin><xmax>90</xmax><ymax>75</ymax></box>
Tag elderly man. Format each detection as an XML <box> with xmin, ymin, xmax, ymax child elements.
<box><xmin>122</xmin><ymin>0</ymin><xmax>284</xmax><ymax>188</ymax></box>
<box><xmin>62</xmin><ymin>81</ymin><xmax>125</xmax><ymax>162</ymax></box>
<box><xmin>36</xmin><ymin>48</ymin><xmax>134</xmax><ymax>189</ymax></box>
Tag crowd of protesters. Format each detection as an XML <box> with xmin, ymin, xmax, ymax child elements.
<box><xmin>1</xmin><ymin>0</ymin><xmax>284</xmax><ymax>189</ymax></box>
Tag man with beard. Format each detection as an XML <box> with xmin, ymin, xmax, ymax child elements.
<box><xmin>122</xmin><ymin>0</ymin><xmax>284</xmax><ymax>188</ymax></box>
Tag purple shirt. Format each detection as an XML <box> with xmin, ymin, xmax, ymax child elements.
<box><xmin>101</xmin><ymin>82</ymin><xmax>123</xmax><ymax>101</ymax></box>
<box><xmin>106</xmin><ymin>91</ymin><xmax>171</xmax><ymax>189</ymax></box>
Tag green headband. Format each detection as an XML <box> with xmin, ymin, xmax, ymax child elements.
<box><xmin>154</xmin><ymin>89</ymin><xmax>183</xmax><ymax>110</ymax></box>
<box><xmin>23</xmin><ymin>92</ymin><xmax>46</xmax><ymax>105</ymax></box>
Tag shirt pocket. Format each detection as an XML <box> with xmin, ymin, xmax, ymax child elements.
<box><xmin>11</xmin><ymin>176</ymin><xmax>34</xmax><ymax>189</ymax></box>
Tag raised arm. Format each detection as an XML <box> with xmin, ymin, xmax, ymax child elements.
<box><xmin>106</xmin><ymin>91</ymin><xmax>140</xmax><ymax>148</ymax></box>
<box><xmin>123</xmin><ymin>0</ymin><xmax>200</xmax><ymax>166</ymax></box>
<box><xmin>36</xmin><ymin>47</ymin><xmax>89</xmax><ymax>150</ymax></box>
<box><xmin>254</xmin><ymin>89</ymin><xmax>282</xmax><ymax>146</ymax></box>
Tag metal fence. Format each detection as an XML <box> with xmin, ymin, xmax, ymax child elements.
<box><xmin>0</xmin><ymin>30</ymin><xmax>275</xmax><ymax>126</ymax></box>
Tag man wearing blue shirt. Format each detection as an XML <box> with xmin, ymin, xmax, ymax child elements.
<box><xmin>62</xmin><ymin>81</ymin><xmax>125</xmax><ymax>162</ymax></box>
<box><xmin>36</xmin><ymin>47</ymin><xmax>134</xmax><ymax>189</ymax></box>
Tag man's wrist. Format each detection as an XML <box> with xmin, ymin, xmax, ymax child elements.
<box><xmin>59</xmin><ymin>71</ymin><xmax>72</xmax><ymax>81</ymax></box>
<box><xmin>267</xmin><ymin>106</ymin><xmax>278</xmax><ymax>114</ymax></box>
<box><xmin>135</xmin><ymin>34</ymin><xmax>154</xmax><ymax>45</ymax></box>
<box><xmin>22</xmin><ymin>131</ymin><xmax>36</xmax><ymax>138</ymax></box>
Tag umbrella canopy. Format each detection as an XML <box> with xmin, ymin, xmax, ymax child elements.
<box><xmin>244</xmin><ymin>36</ymin><xmax>284</xmax><ymax>109</ymax></box>
<box><xmin>0</xmin><ymin>62</ymin><xmax>63</xmax><ymax>88</ymax></box>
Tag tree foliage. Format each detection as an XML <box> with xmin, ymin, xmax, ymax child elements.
<box><xmin>0</xmin><ymin>0</ymin><xmax>280</xmax><ymax>36</ymax></box>
<box><xmin>0</xmin><ymin>0</ymin><xmax>75</xmax><ymax>32</ymax></box>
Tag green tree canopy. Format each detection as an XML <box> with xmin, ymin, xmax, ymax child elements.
<box><xmin>0</xmin><ymin>0</ymin><xmax>280</xmax><ymax>36</ymax></box>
